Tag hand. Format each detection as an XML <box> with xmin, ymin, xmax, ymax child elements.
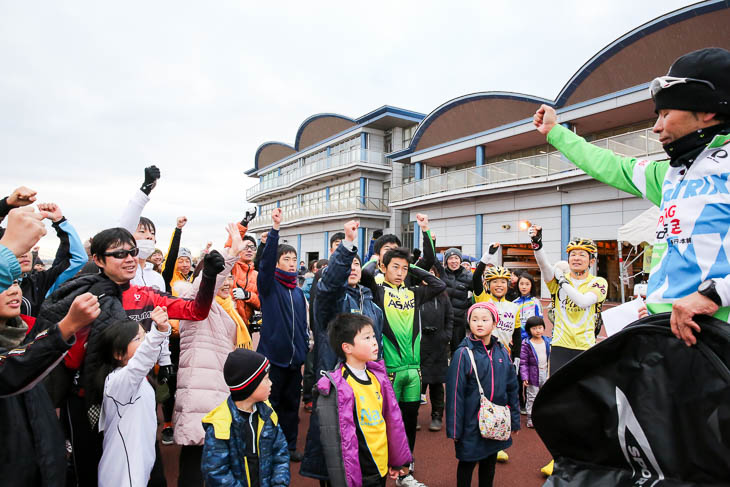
<box><xmin>58</xmin><ymin>293</ymin><xmax>101</xmax><ymax>341</ymax></box>
<box><xmin>488</xmin><ymin>242</ymin><xmax>500</xmax><ymax>254</ymax></box>
<box><xmin>226</xmin><ymin>222</ymin><xmax>245</xmax><ymax>257</ymax></box>
<box><xmin>241</xmin><ymin>207</ymin><xmax>257</xmax><ymax>227</ymax></box>
<box><xmin>670</xmin><ymin>291</ymin><xmax>718</xmax><ymax>346</ymax></box>
<box><xmin>388</xmin><ymin>466</ymin><xmax>409</xmax><ymax>480</ymax></box>
<box><xmin>260</xmin><ymin>232</ymin><xmax>268</xmax><ymax>244</ymax></box>
<box><xmin>533</xmin><ymin>104</ymin><xmax>557</xmax><ymax>136</ymax></box>
<box><xmin>140</xmin><ymin>165</ymin><xmax>160</xmax><ymax>195</ymax></box>
<box><xmin>176</xmin><ymin>216</ymin><xmax>187</xmax><ymax>229</ymax></box>
<box><xmin>158</xmin><ymin>364</ymin><xmax>176</xmax><ymax>384</ymax></box>
<box><xmin>232</xmin><ymin>288</ymin><xmax>250</xmax><ymax>301</ymax></box>
<box><xmin>32</xmin><ymin>246</ymin><xmax>40</xmax><ymax>253</ymax></box>
<box><xmin>202</xmin><ymin>250</ymin><xmax>225</xmax><ymax>278</ymax></box>
<box><xmin>150</xmin><ymin>306</ymin><xmax>170</xmax><ymax>333</ymax></box>
<box><xmin>6</xmin><ymin>186</ymin><xmax>37</xmax><ymax>207</ymax></box>
<box><xmin>415</xmin><ymin>213</ymin><xmax>429</xmax><ymax>231</ymax></box>
<box><xmin>638</xmin><ymin>304</ymin><xmax>648</xmax><ymax>319</ymax></box>
<box><xmin>0</xmin><ymin>207</ymin><xmax>48</xmax><ymax>257</ymax></box>
<box><xmin>271</xmin><ymin>208</ymin><xmax>282</xmax><ymax>230</ymax></box>
<box><xmin>344</xmin><ymin>220</ymin><xmax>359</xmax><ymax>242</ymax></box>
<box><xmin>37</xmin><ymin>202</ymin><xmax>63</xmax><ymax>223</ymax></box>
<box><xmin>205</xmin><ymin>241</ymin><xmax>212</xmax><ymax>250</ymax></box>
<box><xmin>523</xmin><ymin>380</ymin><xmax>529</xmax><ymax>388</ymax></box>
<box><xmin>529</xmin><ymin>225</ymin><xmax>543</xmax><ymax>251</ymax></box>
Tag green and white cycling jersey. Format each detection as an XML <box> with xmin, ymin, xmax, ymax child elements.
<box><xmin>547</xmin><ymin>124</ymin><xmax>730</xmax><ymax>320</ymax></box>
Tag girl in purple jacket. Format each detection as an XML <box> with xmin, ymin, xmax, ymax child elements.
<box><xmin>519</xmin><ymin>316</ymin><xmax>551</xmax><ymax>428</ymax></box>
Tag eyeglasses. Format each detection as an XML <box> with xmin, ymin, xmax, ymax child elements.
<box><xmin>242</xmin><ymin>245</ymin><xmax>257</xmax><ymax>251</ymax></box>
<box><xmin>650</xmin><ymin>76</ymin><xmax>715</xmax><ymax>98</ymax></box>
<box><xmin>103</xmin><ymin>247</ymin><xmax>139</xmax><ymax>259</ymax></box>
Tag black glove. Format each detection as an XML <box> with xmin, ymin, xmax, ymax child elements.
<box><xmin>240</xmin><ymin>207</ymin><xmax>257</xmax><ymax>227</ymax></box>
<box><xmin>89</xmin><ymin>278</ymin><xmax>121</xmax><ymax>299</ymax></box>
<box><xmin>158</xmin><ymin>364</ymin><xmax>176</xmax><ymax>385</ymax></box>
<box><xmin>373</xmin><ymin>229</ymin><xmax>383</xmax><ymax>240</ymax></box>
<box><xmin>488</xmin><ymin>243</ymin><xmax>499</xmax><ymax>255</ymax></box>
<box><xmin>530</xmin><ymin>226</ymin><xmax>543</xmax><ymax>251</ymax></box>
<box><xmin>140</xmin><ymin>165</ymin><xmax>160</xmax><ymax>195</ymax></box>
<box><xmin>202</xmin><ymin>250</ymin><xmax>225</xmax><ymax>278</ymax></box>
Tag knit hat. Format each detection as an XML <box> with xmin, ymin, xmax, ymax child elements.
<box><xmin>224</xmin><ymin>349</ymin><xmax>270</xmax><ymax>401</ymax></box>
<box><xmin>467</xmin><ymin>302</ymin><xmax>499</xmax><ymax>324</ymax></box>
<box><xmin>525</xmin><ymin>316</ymin><xmax>545</xmax><ymax>336</ymax></box>
<box><xmin>178</xmin><ymin>248</ymin><xmax>193</xmax><ymax>262</ymax></box>
<box><xmin>443</xmin><ymin>248</ymin><xmax>462</xmax><ymax>263</ymax></box>
<box><xmin>652</xmin><ymin>48</ymin><xmax>730</xmax><ymax>115</ymax></box>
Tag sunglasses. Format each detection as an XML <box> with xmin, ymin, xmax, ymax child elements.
<box><xmin>650</xmin><ymin>76</ymin><xmax>715</xmax><ymax>98</ymax></box>
<box><xmin>103</xmin><ymin>247</ymin><xmax>139</xmax><ymax>259</ymax></box>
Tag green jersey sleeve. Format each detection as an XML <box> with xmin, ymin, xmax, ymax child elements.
<box><xmin>546</xmin><ymin>124</ymin><xmax>669</xmax><ymax>206</ymax></box>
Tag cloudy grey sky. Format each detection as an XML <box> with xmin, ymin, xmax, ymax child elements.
<box><xmin>1</xmin><ymin>0</ymin><xmax>694</xmax><ymax>258</ymax></box>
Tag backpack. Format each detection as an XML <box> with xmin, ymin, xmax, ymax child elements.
<box><xmin>533</xmin><ymin>313</ymin><xmax>730</xmax><ymax>486</ymax></box>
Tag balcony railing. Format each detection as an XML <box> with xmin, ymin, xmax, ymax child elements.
<box><xmin>247</xmin><ymin>149</ymin><xmax>389</xmax><ymax>200</ymax></box>
<box><xmin>248</xmin><ymin>196</ymin><xmax>389</xmax><ymax>229</ymax></box>
<box><xmin>389</xmin><ymin>127</ymin><xmax>662</xmax><ymax>204</ymax></box>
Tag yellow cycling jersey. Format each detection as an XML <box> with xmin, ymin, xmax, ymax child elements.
<box><xmin>473</xmin><ymin>292</ymin><xmax>517</xmax><ymax>351</ymax></box>
<box><xmin>547</xmin><ymin>274</ymin><xmax>607</xmax><ymax>350</ymax></box>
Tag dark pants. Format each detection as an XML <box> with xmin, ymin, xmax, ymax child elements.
<box><xmin>398</xmin><ymin>401</ymin><xmax>420</xmax><ymax>456</ymax></box>
<box><xmin>302</xmin><ymin>348</ymin><xmax>316</xmax><ymax>403</ymax></box>
<box><xmin>549</xmin><ymin>346</ymin><xmax>583</xmax><ymax>375</ymax></box>
<box><xmin>162</xmin><ymin>336</ymin><xmax>180</xmax><ymax>423</ymax></box>
<box><xmin>149</xmin><ymin>442</ymin><xmax>167</xmax><ymax>487</ymax></box>
<box><xmin>269</xmin><ymin>363</ymin><xmax>303</xmax><ymax>451</ymax></box>
<box><xmin>65</xmin><ymin>394</ymin><xmax>103</xmax><ymax>487</ymax></box>
<box><xmin>422</xmin><ymin>383</ymin><xmax>444</xmax><ymax>419</ymax></box>
<box><xmin>178</xmin><ymin>445</ymin><xmax>203</xmax><ymax>487</ymax></box>
<box><xmin>451</xmin><ymin>322</ymin><xmax>466</xmax><ymax>353</ymax></box>
<box><xmin>511</xmin><ymin>329</ymin><xmax>525</xmax><ymax>409</ymax></box>
<box><xmin>456</xmin><ymin>455</ymin><xmax>497</xmax><ymax>487</ymax></box>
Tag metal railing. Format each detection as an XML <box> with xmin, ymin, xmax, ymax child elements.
<box><xmin>389</xmin><ymin>127</ymin><xmax>662</xmax><ymax>203</ymax></box>
<box><xmin>246</xmin><ymin>149</ymin><xmax>389</xmax><ymax>200</ymax></box>
<box><xmin>247</xmin><ymin>196</ymin><xmax>389</xmax><ymax>229</ymax></box>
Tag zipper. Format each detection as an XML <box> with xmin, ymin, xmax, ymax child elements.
<box><xmin>248</xmin><ymin>412</ymin><xmax>256</xmax><ymax>455</ymax></box>
<box><xmin>289</xmin><ymin>289</ymin><xmax>295</xmax><ymax>365</ymax></box>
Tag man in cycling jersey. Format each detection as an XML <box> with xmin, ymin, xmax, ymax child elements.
<box><xmin>532</xmin><ymin>48</ymin><xmax>730</xmax><ymax>346</ymax></box>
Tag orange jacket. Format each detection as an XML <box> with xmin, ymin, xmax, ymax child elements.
<box><xmin>225</xmin><ymin>223</ymin><xmax>260</xmax><ymax>324</ymax></box>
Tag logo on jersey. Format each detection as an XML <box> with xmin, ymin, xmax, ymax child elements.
<box><xmin>359</xmin><ymin>395</ymin><xmax>384</xmax><ymax>426</ymax></box>
<box><xmin>662</xmin><ymin>173</ymin><xmax>730</xmax><ymax>203</ymax></box>
<box><xmin>616</xmin><ymin>387</ymin><xmax>664</xmax><ymax>485</ymax></box>
<box><xmin>384</xmin><ymin>292</ymin><xmax>414</xmax><ymax>311</ymax></box>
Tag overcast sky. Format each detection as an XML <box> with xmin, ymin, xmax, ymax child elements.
<box><xmin>1</xmin><ymin>0</ymin><xmax>694</xmax><ymax>259</ymax></box>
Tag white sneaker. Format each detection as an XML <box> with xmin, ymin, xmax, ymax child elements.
<box><xmin>420</xmin><ymin>394</ymin><xmax>428</xmax><ymax>405</ymax></box>
<box><xmin>395</xmin><ymin>474</ymin><xmax>428</xmax><ymax>487</ymax></box>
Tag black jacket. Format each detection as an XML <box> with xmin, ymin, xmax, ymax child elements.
<box><xmin>0</xmin><ymin>321</ymin><xmax>74</xmax><ymax>487</ymax></box>
<box><xmin>419</xmin><ymin>292</ymin><xmax>453</xmax><ymax>384</ymax></box>
<box><xmin>438</xmin><ymin>262</ymin><xmax>473</xmax><ymax>325</ymax></box>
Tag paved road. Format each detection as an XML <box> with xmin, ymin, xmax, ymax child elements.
<box><xmin>161</xmin><ymin>401</ymin><xmax>552</xmax><ymax>486</ymax></box>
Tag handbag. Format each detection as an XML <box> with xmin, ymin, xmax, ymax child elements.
<box><xmin>466</xmin><ymin>347</ymin><xmax>511</xmax><ymax>441</ymax></box>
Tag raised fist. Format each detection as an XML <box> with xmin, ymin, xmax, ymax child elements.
<box><xmin>233</xmin><ymin>288</ymin><xmax>251</xmax><ymax>301</ymax></box>
<box><xmin>7</xmin><ymin>186</ymin><xmax>37</xmax><ymax>207</ymax></box>
<box><xmin>488</xmin><ymin>242</ymin><xmax>500</xmax><ymax>255</ymax></box>
<box><xmin>0</xmin><ymin>207</ymin><xmax>47</xmax><ymax>257</ymax></box>
<box><xmin>344</xmin><ymin>220</ymin><xmax>359</xmax><ymax>242</ymax></box>
<box><xmin>415</xmin><ymin>213</ymin><xmax>429</xmax><ymax>231</ymax></box>
<box><xmin>271</xmin><ymin>208</ymin><xmax>282</xmax><ymax>229</ymax></box>
<box><xmin>203</xmin><ymin>250</ymin><xmax>225</xmax><ymax>278</ymax></box>
<box><xmin>37</xmin><ymin>203</ymin><xmax>63</xmax><ymax>223</ymax></box>
<box><xmin>58</xmin><ymin>293</ymin><xmax>101</xmax><ymax>340</ymax></box>
<box><xmin>529</xmin><ymin>225</ymin><xmax>543</xmax><ymax>251</ymax></box>
<box><xmin>176</xmin><ymin>216</ymin><xmax>187</xmax><ymax>229</ymax></box>
<box><xmin>533</xmin><ymin>104</ymin><xmax>558</xmax><ymax>136</ymax></box>
<box><xmin>150</xmin><ymin>306</ymin><xmax>170</xmax><ymax>333</ymax></box>
<box><xmin>241</xmin><ymin>207</ymin><xmax>257</xmax><ymax>227</ymax></box>
<box><xmin>141</xmin><ymin>165</ymin><xmax>161</xmax><ymax>195</ymax></box>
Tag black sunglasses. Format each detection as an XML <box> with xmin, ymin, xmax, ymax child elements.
<box><xmin>103</xmin><ymin>247</ymin><xmax>139</xmax><ymax>259</ymax></box>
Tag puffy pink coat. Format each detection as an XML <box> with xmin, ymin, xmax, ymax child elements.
<box><xmin>173</xmin><ymin>254</ymin><xmax>238</xmax><ymax>446</ymax></box>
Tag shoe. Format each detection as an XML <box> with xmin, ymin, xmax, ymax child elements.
<box><xmin>541</xmin><ymin>459</ymin><xmax>554</xmax><ymax>476</ymax></box>
<box><xmin>420</xmin><ymin>394</ymin><xmax>428</xmax><ymax>405</ymax></box>
<box><xmin>496</xmin><ymin>450</ymin><xmax>509</xmax><ymax>462</ymax></box>
<box><xmin>395</xmin><ymin>473</ymin><xmax>427</xmax><ymax>487</ymax></box>
<box><xmin>304</xmin><ymin>401</ymin><xmax>313</xmax><ymax>413</ymax></box>
<box><xmin>161</xmin><ymin>427</ymin><xmax>174</xmax><ymax>446</ymax></box>
<box><xmin>428</xmin><ymin>418</ymin><xmax>442</xmax><ymax>431</ymax></box>
<box><xmin>520</xmin><ymin>407</ymin><xmax>527</xmax><ymax>415</ymax></box>
<box><xmin>416</xmin><ymin>423</ymin><xmax>421</xmax><ymax>431</ymax></box>
<box><xmin>288</xmin><ymin>450</ymin><xmax>304</xmax><ymax>462</ymax></box>
<box><xmin>527</xmin><ymin>419</ymin><xmax>534</xmax><ymax>428</ymax></box>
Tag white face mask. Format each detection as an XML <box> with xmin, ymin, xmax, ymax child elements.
<box><xmin>136</xmin><ymin>239</ymin><xmax>156</xmax><ymax>260</ymax></box>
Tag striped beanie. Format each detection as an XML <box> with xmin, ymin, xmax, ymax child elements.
<box><xmin>224</xmin><ymin>349</ymin><xmax>270</xmax><ymax>401</ymax></box>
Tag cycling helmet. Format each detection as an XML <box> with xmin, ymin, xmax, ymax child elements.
<box><xmin>483</xmin><ymin>266</ymin><xmax>511</xmax><ymax>282</ymax></box>
<box><xmin>566</xmin><ymin>238</ymin><xmax>597</xmax><ymax>256</ymax></box>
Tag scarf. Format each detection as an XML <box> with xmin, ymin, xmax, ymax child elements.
<box><xmin>216</xmin><ymin>295</ymin><xmax>252</xmax><ymax>349</ymax></box>
<box><xmin>665</xmin><ymin>122</ymin><xmax>730</xmax><ymax>167</ymax></box>
<box><xmin>0</xmin><ymin>316</ymin><xmax>29</xmax><ymax>349</ymax></box>
<box><xmin>275</xmin><ymin>268</ymin><xmax>297</xmax><ymax>289</ymax></box>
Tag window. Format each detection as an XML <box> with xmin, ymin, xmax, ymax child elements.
<box><xmin>401</xmin><ymin>163</ymin><xmax>416</xmax><ymax>184</ymax></box>
<box><xmin>301</xmin><ymin>189</ymin><xmax>326</xmax><ymax>206</ymax></box>
<box><xmin>401</xmin><ymin>213</ymin><xmax>414</xmax><ymax>250</ymax></box>
<box><xmin>330</xmin><ymin>180</ymin><xmax>358</xmax><ymax>200</ymax></box>
<box><xmin>402</xmin><ymin>125</ymin><xmax>417</xmax><ymax>147</ymax></box>
<box><xmin>384</xmin><ymin>130</ymin><xmax>393</xmax><ymax>153</ymax></box>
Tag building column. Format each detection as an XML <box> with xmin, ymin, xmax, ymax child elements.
<box><xmin>360</xmin><ymin>177</ymin><xmax>366</xmax><ymax>206</ymax></box>
<box><xmin>324</xmin><ymin>231</ymin><xmax>329</xmax><ymax>256</ymax></box>
<box><xmin>360</xmin><ymin>132</ymin><xmax>367</xmax><ymax>149</ymax></box>
<box><xmin>297</xmin><ymin>234</ymin><xmax>302</xmax><ymax>261</ymax></box>
<box><xmin>414</xmin><ymin>220</ymin><xmax>421</xmax><ymax>250</ymax></box>
<box><xmin>476</xmin><ymin>146</ymin><xmax>485</xmax><ymax>167</ymax></box>
<box><xmin>358</xmin><ymin>227</ymin><xmax>366</xmax><ymax>261</ymax></box>
<box><xmin>276</xmin><ymin>200</ymin><xmax>280</xmax><ymax>208</ymax></box>
<box><xmin>415</xmin><ymin>162</ymin><xmax>423</xmax><ymax>180</ymax></box>
<box><xmin>560</xmin><ymin>121</ymin><xmax>574</xmax><ymax>132</ymax></box>
<box><xmin>326</xmin><ymin>146</ymin><xmax>332</xmax><ymax>167</ymax></box>
<box><xmin>561</xmin><ymin>204</ymin><xmax>570</xmax><ymax>261</ymax></box>
<box><xmin>476</xmin><ymin>214</ymin><xmax>483</xmax><ymax>258</ymax></box>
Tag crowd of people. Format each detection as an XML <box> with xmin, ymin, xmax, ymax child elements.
<box><xmin>1</xmin><ymin>47</ymin><xmax>729</xmax><ymax>487</ymax></box>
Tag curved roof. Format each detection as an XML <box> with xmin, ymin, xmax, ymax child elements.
<box><xmin>398</xmin><ymin>0</ymin><xmax>730</xmax><ymax>158</ymax></box>
<box><xmin>293</xmin><ymin>113</ymin><xmax>356</xmax><ymax>151</ymax></box>
<box><xmin>254</xmin><ymin>142</ymin><xmax>296</xmax><ymax>172</ymax></box>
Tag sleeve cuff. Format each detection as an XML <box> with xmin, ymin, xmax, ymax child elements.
<box><xmin>713</xmin><ymin>277</ymin><xmax>730</xmax><ymax>307</ymax></box>
<box><xmin>546</xmin><ymin>123</ymin><xmax>569</xmax><ymax>145</ymax></box>
<box><xmin>342</xmin><ymin>239</ymin><xmax>356</xmax><ymax>251</ymax></box>
<box><xmin>0</xmin><ymin>244</ymin><xmax>22</xmax><ymax>280</ymax></box>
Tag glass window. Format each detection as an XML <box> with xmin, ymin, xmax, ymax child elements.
<box><xmin>401</xmin><ymin>163</ymin><xmax>416</xmax><ymax>184</ymax></box>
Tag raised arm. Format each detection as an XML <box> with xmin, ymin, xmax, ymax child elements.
<box><xmin>118</xmin><ymin>165</ymin><xmax>160</xmax><ymax>233</ymax></box>
<box><xmin>414</xmin><ymin>214</ymin><xmax>435</xmax><ymax>271</ymax></box>
<box><xmin>529</xmin><ymin>226</ymin><xmax>555</xmax><ymax>284</ymax></box>
<box><xmin>41</xmin><ymin>204</ymin><xmax>89</xmax><ymax>296</ymax></box>
<box><xmin>161</xmin><ymin>216</ymin><xmax>186</xmax><ymax>292</ymax></box>
<box><xmin>411</xmin><ymin>264</ymin><xmax>446</xmax><ymax>305</ymax></box>
<box><xmin>473</xmin><ymin>243</ymin><xmax>499</xmax><ymax>294</ymax></box>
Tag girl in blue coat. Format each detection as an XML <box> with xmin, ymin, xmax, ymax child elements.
<box><xmin>446</xmin><ymin>302</ymin><xmax>520</xmax><ymax>487</ymax></box>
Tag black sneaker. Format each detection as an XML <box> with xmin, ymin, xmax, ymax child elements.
<box><xmin>161</xmin><ymin>427</ymin><xmax>174</xmax><ymax>445</ymax></box>
<box><xmin>288</xmin><ymin>450</ymin><xmax>304</xmax><ymax>462</ymax></box>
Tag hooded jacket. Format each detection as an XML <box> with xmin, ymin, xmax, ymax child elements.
<box><xmin>519</xmin><ymin>336</ymin><xmax>551</xmax><ymax>386</ymax></box>
<box><xmin>419</xmin><ymin>291</ymin><xmax>454</xmax><ymax>384</ymax></box>
<box><xmin>256</xmin><ymin>229</ymin><xmax>308</xmax><ymax>368</ymax></box>
<box><xmin>201</xmin><ymin>397</ymin><xmax>290</xmax><ymax>487</ymax></box>
<box><xmin>316</xmin><ymin>360</ymin><xmax>412</xmax><ymax>487</ymax></box>
<box><xmin>446</xmin><ymin>334</ymin><xmax>520</xmax><ymax>461</ymax></box>
<box><xmin>225</xmin><ymin>223</ymin><xmax>260</xmax><ymax>324</ymax></box>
